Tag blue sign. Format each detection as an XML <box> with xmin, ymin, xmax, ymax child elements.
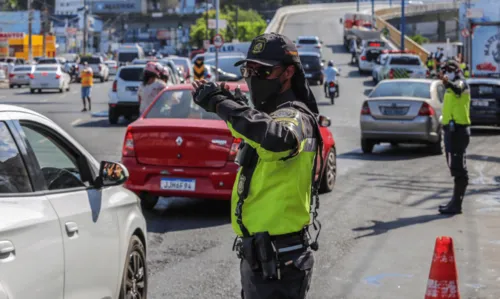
<box><xmin>471</xmin><ymin>25</ymin><xmax>500</xmax><ymax>76</ymax></box>
<box><xmin>0</xmin><ymin>11</ymin><xmax>42</xmax><ymax>34</ymax></box>
<box><xmin>92</xmin><ymin>0</ymin><xmax>144</xmax><ymax>14</ymax></box>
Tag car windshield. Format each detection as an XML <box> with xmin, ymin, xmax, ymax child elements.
<box><xmin>298</xmin><ymin>39</ymin><xmax>318</xmax><ymax>44</ymax></box>
<box><xmin>204</xmin><ymin>57</ymin><xmax>242</xmax><ymax>75</ymax></box>
<box><xmin>370</xmin><ymin>82</ymin><xmax>431</xmax><ymax>98</ymax></box>
<box><xmin>146</xmin><ymin>89</ymin><xmax>251</xmax><ymax>120</ymax></box>
<box><xmin>299</xmin><ymin>55</ymin><xmax>320</xmax><ymax>65</ymax></box>
<box><xmin>0</xmin><ymin>58</ymin><xmax>15</xmax><ymax>63</ymax></box>
<box><xmin>14</xmin><ymin>66</ymin><xmax>32</xmax><ymax>72</ymax></box>
<box><xmin>118</xmin><ymin>52</ymin><xmax>139</xmax><ymax>62</ymax></box>
<box><xmin>171</xmin><ymin>58</ymin><xmax>189</xmax><ymax>69</ymax></box>
<box><xmin>79</xmin><ymin>57</ymin><xmax>100</xmax><ymax>64</ymax></box>
<box><xmin>469</xmin><ymin>84</ymin><xmax>500</xmax><ymax>99</ymax></box>
<box><xmin>119</xmin><ymin>68</ymin><xmax>144</xmax><ymax>81</ymax></box>
<box><xmin>390</xmin><ymin>56</ymin><xmax>421</xmax><ymax>65</ymax></box>
<box><xmin>35</xmin><ymin>66</ymin><xmax>58</xmax><ymax>71</ymax></box>
<box><xmin>38</xmin><ymin>59</ymin><xmax>58</xmax><ymax>64</ymax></box>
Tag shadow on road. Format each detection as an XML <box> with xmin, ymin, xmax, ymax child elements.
<box><xmin>347</xmin><ymin>70</ymin><xmax>362</xmax><ymax>78</ymax></box>
<box><xmin>144</xmin><ymin>197</ymin><xmax>230</xmax><ymax>233</ymax></box>
<box><xmin>352</xmin><ymin>214</ymin><xmax>454</xmax><ymax>239</ymax></box>
<box><xmin>75</xmin><ymin>118</ymin><xmax>130</xmax><ymax>127</ymax></box>
<box><xmin>471</xmin><ymin>127</ymin><xmax>500</xmax><ymax>136</ymax></box>
<box><xmin>337</xmin><ymin>144</ymin><xmax>436</xmax><ymax>161</ymax></box>
<box><xmin>467</xmin><ymin>154</ymin><xmax>500</xmax><ymax>164</ymax></box>
<box><xmin>363</xmin><ymin>80</ymin><xmax>375</xmax><ymax>87</ymax></box>
<box><xmin>0</xmin><ymin>101</ymin><xmax>57</xmax><ymax>105</ymax></box>
<box><xmin>15</xmin><ymin>91</ymin><xmax>62</xmax><ymax>95</ymax></box>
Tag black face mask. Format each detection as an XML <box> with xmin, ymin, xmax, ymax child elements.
<box><xmin>245</xmin><ymin>74</ymin><xmax>283</xmax><ymax>111</ymax></box>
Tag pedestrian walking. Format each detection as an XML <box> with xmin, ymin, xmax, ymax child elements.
<box><xmin>191</xmin><ymin>32</ymin><xmax>323</xmax><ymax>299</ymax></box>
<box><xmin>80</xmin><ymin>62</ymin><xmax>93</xmax><ymax>112</ymax></box>
<box><xmin>438</xmin><ymin>59</ymin><xmax>471</xmax><ymax>214</ymax></box>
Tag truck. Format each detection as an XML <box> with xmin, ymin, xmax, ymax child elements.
<box><xmin>341</xmin><ymin>13</ymin><xmax>381</xmax><ymax>51</ymax></box>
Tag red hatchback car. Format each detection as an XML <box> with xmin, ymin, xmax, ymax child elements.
<box><xmin>121</xmin><ymin>83</ymin><xmax>337</xmax><ymax>210</ymax></box>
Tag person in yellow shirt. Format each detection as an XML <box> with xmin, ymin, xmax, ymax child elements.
<box><xmin>81</xmin><ymin>62</ymin><xmax>93</xmax><ymax>112</ymax></box>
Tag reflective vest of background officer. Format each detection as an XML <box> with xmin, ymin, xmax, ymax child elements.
<box><xmin>460</xmin><ymin>62</ymin><xmax>470</xmax><ymax>78</ymax></box>
<box><xmin>193</xmin><ymin>57</ymin><xmax>205</xmax><ymax>80</ymax></box>
<box><xmin>438</xmin><ymin>59</ymin><xmax>471</xmax><ymax>215</ymax></box>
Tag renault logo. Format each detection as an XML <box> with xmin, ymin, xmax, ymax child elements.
<box><xmin>176</xmin><ymin>136</ymin><xmax>183</xmax><ymax>146</ymax></box>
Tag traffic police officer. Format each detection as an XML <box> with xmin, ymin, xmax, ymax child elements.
<box><xmin>439</xmin><ymin>59</ymin><xmax>471</xmax><ymax>214</ymax></box>
<box><xmin>191</xmin><ymin>32</ymin><xmax>322</xmax><ymax>299</ymax></box>
<box><xmin>193</xmin><ymin>56</ymin><xmax>206</xmax><ymax>80</ymax></box>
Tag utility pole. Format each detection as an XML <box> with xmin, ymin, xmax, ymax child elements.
<box><xmin>371</xmin><ymin>0</ymin><xmax>374</xmax><ymax>28</ymax></box>
<box><xmin>400</xmin><ymin>0</ymin><xmax>405</xmax><ymax>51</ymax></box>
<box><xmin>42</xmin><ymin>0</ymin><xmax>47</xmax><ymax>58</ymax></box>
<box><xmin>83</xmin><ymin>0</ymin><xmax>88</xmax><ymax>55</ymax></box>
<box><xmin>205</xmin><ymin>0</ymin><xmax>209</xmax><ymax>41</ymax></box>
<box><xmin>28</xmin><ymin>0</ymin><xmax>33</xmax><ymax>62</ymax></box>
<box><xmin>356</xmin><ymin>0</ymin><xmax>359</xmax><ymax>12</ymax></box>
<box><xmin>235</xmin><ymin>6</ymin><xmax>238</xmax><ymax>41</ymax></box>
<box><xmin>215</xmin><ymin>0</ymin><xmax>219</xmax><ymax>81</ymax></box>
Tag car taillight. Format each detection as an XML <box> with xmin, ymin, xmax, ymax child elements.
<box><xmin>389</xmin><ymin>69</ymin><xmax>394</xmax><ymax>79</ymax></box>
<box><xmin>99</xmin><ymin>65</ymin><xmax>102</xmax><ymax>71</ymax></box>
<box><xmin>426</xmin><ymin>70</ymin><xmax>430</xmax><ymax>78</ymax></box>
<box><xmin>228</xmin><ymin>138</ymin><xmax>242</xmax><ymax>161</ymax></box>
<box><xmin>9</xmin><ymin>73</ymin><xmax>14</xmax><ymax>78</ymax></box>
<box><xmin>55</xmin><ymin>74</ymin><xmax>61</xmax><ymax>79</ymax></box>
<box><xmin>361</xmin><ymin>56</ymin><xmax>367</xmax><ymax>61</ymax></box>
<box><xmin>315</xmin><ymin>45</ymin><xmax>321</xmax><ymax>48</ymax></box>
<box><xmin>138</xmin><ymin>95</ymin><xmax>141</xmax><ymax>104</ymax></box>
<box><xmin>361</xmin><ymin>101</ymin><xmax>371</xmax><ymax>115</ymax></box>
<box><xmin>418</xmin><ymin>102</ymin><xmax>435</xmax><ymax>116</ymax></box>
<box><xmin>329</xmin><ymin>81</ymin><xmax>335</xmax><ymax>87</ymax></box>
<box><xmin>112</xmin><ymin>80</ymin><xmax>117</xmax><ymax>92</ymax></box>
<box><xmin>206</xmin><ymin>73</ymin><xmax>211</xmax><ymax>79</ymax></box>
<box><xmin>114</xmin><ymin>66</ymin><xmax>118</xmax><ymax>69</ymax></box>
<box><xmin>122</xmin><ymin>128</ymin><xmax>136</xmax><ymax>157</ymax></box>
<box><xmin>28</xmin><ymin>74</ymin><xmax>34</xmax><ymax>79</ymax></box>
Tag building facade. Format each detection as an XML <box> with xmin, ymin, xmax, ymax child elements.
<box><xmin>55</xmin><ymin>0</ymin><xmax>84</xmax><ymax>15</ymax></box>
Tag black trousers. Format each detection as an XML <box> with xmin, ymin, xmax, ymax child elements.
<box><xmin>443</xmin><ymin>125</ymin><xmax>470</xmax><ymax>184</ymax></box>
<box><xmin>240</xmin><ymin>249</ymin><xmax>314</xmax><ymax>299</ymax></box>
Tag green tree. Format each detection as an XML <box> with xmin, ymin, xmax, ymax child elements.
<box><xmin>410</xmin><ymin>34</ymin><xmax>429</xmax><ymax>45</ymax></box>
<box><xmin>190</xmin><ymin>7</ymin><xmax>267</xmax><ymax>48</ymax></box>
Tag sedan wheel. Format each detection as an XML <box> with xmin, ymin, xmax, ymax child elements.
<box><xmin>120</xmin><ymin>236</ymin><xmax>147</xmax><ymax>299</ymax></box>
<box><xmin>319</xmin><ymin>147</ymin><xmax>337</xmax><ymax>193</ymax></box>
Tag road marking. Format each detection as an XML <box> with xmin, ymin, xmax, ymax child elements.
<box><xmin>42</xmin><ymin>99</ymin><xmax>47</xmax><ymax>102</ymax></box>
<box><xmin>71</xmin><ymin>118</ymin><xmax>82</xmax><ymax>126</ymax></box>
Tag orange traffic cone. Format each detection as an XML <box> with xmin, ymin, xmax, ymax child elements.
<box><xmin>424</xmin><ymin>236</ymin><xmax>460</xmax><ymax>299</ymax></box>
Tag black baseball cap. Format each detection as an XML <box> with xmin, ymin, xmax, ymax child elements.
<box><xmin>234</xmin><ymin>33</ymin><xmax>301</xmax><ymax>67</ymax></box>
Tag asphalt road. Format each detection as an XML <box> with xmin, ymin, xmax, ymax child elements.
<box><xmin>2</xmin><ymin>4</ymin><xmax>500</xmax><ymax>298</ymax></box>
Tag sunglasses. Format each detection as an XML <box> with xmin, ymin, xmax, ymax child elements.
<box><xmin>240</xmin><ymin>64</ymin><xmax>281</xmax><ymax>79</ymax></box>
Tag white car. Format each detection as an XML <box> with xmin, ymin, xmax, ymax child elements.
<box><xmin>295</xmin><ymin>36</ymin><xmax>323</xmax><ymax>55</ymax></box>
<box><xmin>9</xmin><ymin>65</ymin><xmax>34</xmax><ymax>88</ymax></box>
<box><xmin>0</xmin><ymin>105</ymin><xmax>147</xmax><ymax>299</ymax></box>
<box><xmin>105</xmin><ymin>60</ymin><xmax>118</xmax><ymax>76</ymax></box>
<box><xmin>108</xmin><ymin>65</ymin><xmax>144</xmax><ymax>124</ymax></box>
<box><xmin>358</xmin><ymin>47</ymin><xmax>384</xmax><ymax>74</ymax></box>
<box><xmin>29</xmin><ymin>64</ymin><xmax>71</xmax><ymax>93</ymax></box>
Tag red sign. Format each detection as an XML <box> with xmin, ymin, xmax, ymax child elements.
<box><xmin>0</xmin><ymin>32</ymin><xmax>25</xmax><ymax>39</ymax></box>
<box><xmin>368</xmin><ymin>42</ymin><xmax>381</xmax><ymax>47</ymax></box>
<box><xmin>213</xmin><ymin>34</ymin><xmax>224</xmax><ymax>48</ymax></box>
<box><xmin>156</xmin><ymin>30</ymin><xmax>171</xmax><ymax>40</ymax></box>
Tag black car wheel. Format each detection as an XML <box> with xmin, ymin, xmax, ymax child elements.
<box><xmin>319</xmin><ymin>147</ymin><xmax>337</xmax><ymax>193</ymax></box>
<box><xmin>361</xmin><ymin>138</ymin><xmax>375</xmax><ymax>154</ymax></box>
<box><xmin>119</xmin><ymin>235</ymin><xmax>147</xmax><ymax>299</ymax></box>
<box><xmin>140</xmin><ymin>193</ymin><xmax>159</xmax><ymax>210</ymax></box>
<box><xmin>428</xmin><ymin>128</ymin><xmax>444</xmax><ymax>155</ymax></box>
<box><xmin>108</xmin><ymin>108</ymin><xmax>119</xmax><ymax>125</ymax></box>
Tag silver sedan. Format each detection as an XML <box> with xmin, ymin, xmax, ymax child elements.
<box><xmin>359</xmin><ymin>79</ymin><xmax>445</xmax><ymax>154</ymax></box>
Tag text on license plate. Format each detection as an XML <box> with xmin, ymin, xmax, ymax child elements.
<box><xmin>381</xmin><ymin>107</ymin><xmax>409</xmax><ymax>115</ymax></box>
<box><xmin>160</xmin><ymin>178</ymin><xmax>196</xmax><ymax>191</ymax></box>
<box><xmin>472</xmin><ymin>99</ymin><xmax>490</xmax><ymax>107</ymax></box>
<box><xmin>17</xmin><ymin>76</ymin><xmax>24</xmax><ymax>78</ymax></box>
<box><xmin>305</xmin><ymin>74</ymin><xmax>312</xmax><ymax>78</ymax></box>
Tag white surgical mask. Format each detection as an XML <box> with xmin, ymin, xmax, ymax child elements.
<box><xmin>445</xmin><ymin>72</ymin><xmax>455</xmax><ymax>81</ymax></box>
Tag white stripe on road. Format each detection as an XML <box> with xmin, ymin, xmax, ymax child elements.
<box><xmin>41</xmin><ymin>99</ymin><xmax>47</xmax><ymax>102</ymax></box>
<box><xmin>71</xmin><ymin>118</ymin><xmax>82</xmax><ymax>126</ymax></box>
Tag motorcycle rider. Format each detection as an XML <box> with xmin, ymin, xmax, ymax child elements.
<box><xmin>138</xmin><ymin>62</ymin><xmax>167</xmax><ymax>114</ymax></box>
<box><xmin>350</xmin><ymin>38</ymin><xmax>358</xmax><ymax>64</ymax></box>
<box><xmin>323</xmin><ymin>60</ymin><xmax>339</xmax><ymax>98</ymax></box>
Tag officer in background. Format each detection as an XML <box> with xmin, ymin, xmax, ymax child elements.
<box><xmin>439</xmin><ymin>59</ymin><xmax>471</xmax><ymax>214</ymax></box>
<box><xmin>193</xmin><ymin>56</ymin><xmax>206</xmax><ymax>80</ymax></box>
<box><xmin>456</xmin><ymin>53</ymin><xmax>470</xmax><ymax>78</ymax></box>
<box><xmin>191</xmin><ymin>32</ymin><xmax>322</xmax><ymax>299</ymax></box>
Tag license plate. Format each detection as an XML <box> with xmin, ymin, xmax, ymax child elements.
<box><xmin>329</xmin><ymin>87</ymin><xmax>336</xmax><ymax>92</ymax></box>
<box><xmin>160</xmin><ymin>178</ymin><xmax>196</xmax><ymax>191</ymax></box>
<box><xmin>381</xmin><ymin>107</ymin><xmax>409</xmax><ymax>115</ymax></box>
<box><xmin>41</xmin><ymin>83</ymin><xmax>48</xmax><ymax>87</ymax></box>
<box><xmin>130</xmin><ymin>91</ymin><xmax>137</xmax><ymax>95</ymax></box>
<box><xmin>17</xmin><ymin>75</ymin><xmax>24</xmax><ymax>78</ymax></box>
<box><xmin>305</xmin><ymin>73</ymin><xmax>312</xmax><ymax>78</ymax></box>
<box><xmin>472</xmin><ymin>99</ymin><xmax>489</xmax><ymax>107</ymax></box>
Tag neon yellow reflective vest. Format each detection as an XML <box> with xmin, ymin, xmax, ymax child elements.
<box><xmin>215</xmin><ymin>90</ymin><xmax>319</xmax><ymax>237</ymax></box>
<box><xmin>460</xmin><ymin>62</ymin><xmax>470</xmax><ymax>78</ymax></box>
<box><xmin>441</xmin><ymin>80</ymin><xmax>471</xmax><ymax>126</ymax></box>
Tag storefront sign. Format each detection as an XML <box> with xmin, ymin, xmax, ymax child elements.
<box><xmin>0</xmin><ymin>32</ymin><xmax>25</xmax><ymax>39</ymax></box>
<box><xmin>92</xmin><ymin>0</ymin><xmax>144</xmax><ymax>14</ymax></box>
<box><xmin>156</xmin><ymin>30</ymin><xmax>171</xmax><ymax>40</ymax></box>
<box><xmin>472</xmin><ymin>26</ymin><xmax>500</xmax><ymax>75</ymax></box>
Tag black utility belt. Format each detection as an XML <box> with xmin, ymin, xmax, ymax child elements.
<box><xmin>232</xmin><ymin>231</ymin><xmax>309</xmax><ymax>280</ymax></box>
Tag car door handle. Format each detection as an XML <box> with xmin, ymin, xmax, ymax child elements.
<box><xmin>0</xmin><ymin>241</ymin><xmax>14</xmax><ymax>255</ymax></box>
<box><xmin>65</xmin><ymin>222</ymin><xmax>79</xmax><ymax>234</ymax></box>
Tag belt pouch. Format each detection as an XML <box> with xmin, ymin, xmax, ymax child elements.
<box><xmin>242</xmin><ymin>238</ymin><xmax>259</xmax><ymax>271</ymax></box>
<box><xmin>254</xmin><ymin>232</ymin><xmax>278</xmax><ymax>280</ymax></box>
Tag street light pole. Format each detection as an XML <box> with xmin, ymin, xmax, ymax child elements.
<box><xmin>28</xmin><ymin>0</ymin><xmax>33</xmax><ymax>62</ymax></box>
<box><xmin>215</xmin><ymin>0</ymin><xmax>219</xmax><ymax>81</ymax></box>
<box><xmin>401</xmin><ymin>0</ymin><xmax>405</xmax><ymax>51</ymax></box>
<box><xmin>42</xmin><ymin>0</ymin><xmax>47</xmax><ymax>57</ymax></box>
<box><xmin>205</xmin><ymin>0</ymin><xmax>209</xmax><ymax>41</ymax></box>
<box><xmin>83</xmin><ymin>0</ymin><xmax>88</xmax><ymax>55</ymax></box>
<box><xmin>371</xmin><ymin>0</ymin><xmax>374</xmax><ymax>28</ymax></box>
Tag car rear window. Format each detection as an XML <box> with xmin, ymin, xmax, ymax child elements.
<box><xmin>171</xmin><ymin>58</ymin><xmax>189</xmax><ymax>69</ymax></box>
<box><xmin>119</xmin><ymin>68</ymin><xmax>144</xmax><ymax>81</ymax></box>
<box><xmin>469</xmin><ymin>84</ymin><xmax>500</xmax><ymax>99</ymax></box>
<box><xmin>146</xmin><ymin>89</ymin><xmax>250</xmax><ymax>120</ymax></box>
<box><xmin>370</xmin><ymin>81</ymin><xmax>431</xmax><ymax>99</ymax></box>
<box><xmin>14</xmin><ymin>66</ymin><xmax>32</xmax><ymax>72</ymax></box>
<box><xmin>390</xmin><ymin>56</ymin><xmax>421</xmax><ymax>66</ymax></box>
<box><xmin>366</xmin><ymin>49</ymin><xmax>382</xmax><ymax>61</ymax></box>
<box><xmin>118</xmin><ymin>52</ymin><xmax>139</xmax><ymax>62</ymax></box>
<box><xmin>38</xmin><ymin>59</ymin><xmax>58</xmax><ymax>64</ymax></box>
<box><xmin>35</xmin><ymin>66</ymin><xmax>58</xmax><ymax>71</ymax></box>
<box><xmin>79</xmin><ymin>57</ymin><xmax>101</xmax><ymax>64</ymax></box>
<box><xmin>298</xmin><ymin>39</ymin><xmax>318</xmax><ymax>44</ymax></box>
<box><xmin>299</xmin><ymin>55</ymin><xmax>320</xmax><ymax>65</ymax></box>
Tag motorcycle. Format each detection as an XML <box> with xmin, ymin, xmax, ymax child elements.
<box><xmin>326</xmin><ymin>80</ymin><xmax>339</xmax><ymax>105</ymax></box>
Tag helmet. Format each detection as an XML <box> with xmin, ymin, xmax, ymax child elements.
<box><xmin>159</xmin><ymin>66</ymin><xmax>170</xmax><ymax>82</ymax></box>
<box><xmin>441</xmin><ymin>59</ymin><xmax>460</xmax><ymax>73</ymax></box>
<box><xmin>327</xmin><ymin>60</ymin><xmax>334</xmax><ymax>67</ymax></box>
<box><xmin>144</xmin><ymin>61</ymin><xmax>162</xmax><ymax>77</ymax></box>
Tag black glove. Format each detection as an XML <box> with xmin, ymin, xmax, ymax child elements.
<box><xmin>219</xmin><ymin>83</ymin><xmax>249</xmax><ymax>106</ymax></box>
<box><xmin>192</xmin><ymin>82</ymin><xmax>227</xmax><ymax>113</ymax></box>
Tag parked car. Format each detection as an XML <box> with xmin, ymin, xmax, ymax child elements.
<box><xmin>29</xmin><ymin>64</ymin><xmax>71</xmax><ymax>93</ymax></box>
<box><xmin>0</xmin><ymin>105</ymin><xmax>147</xmax><ymax>299</ymax></box>
<box><xmin>170</xmin><ymin>56</ymin><xmax>193</xmax><ymax>82</ymax></box>
<box><xmin>108</xmin><ymin>65</ymin><xmax>144</xmax><ymax>124</ymax></box>
<box><xmin>295</xmin><ymin>36</ymin><xmax>323</xmax><ymax>56</ymax></box>
<box><xmin>360</xmin><ymin>79</ymin><xmax>444</xmax><ymax>154</ymax></box>
<box><xmin>298</xmin><ymin>51</ymin><xmax>324</xmax><ymax>85</ymax></box>
<box><xmin>78</xmin><ymin>55</ymin><xmax>110</xmax><ymax>83</ymax></box>
<box><xmin>467</xmin><ymin>78</ymin><xmax>500</xmax><ymax>126</ymax></box>
<box><xmin>375</xmin><ymin>54</ymin><xmax>427</xmax><ymax>81</ymax></box>
<box><xmin>9</xmin><ymin>65</ymin><xmax>35</xmax><ymax>88</ymax></box>
<box><xmin>105</xmin><ymin>60</ymin><xmax>118</xmax><ymax>76</ymax></box>
<box><xmin>358</xmin><ymin>47</ymin><xmax>384</xmax><ymax>74</ymax></box>
<box><xmin>121</xmin><ymin>83</ymin><xmax>337</xmax><ymax>210</ymax></box>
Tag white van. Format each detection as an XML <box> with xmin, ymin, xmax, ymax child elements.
<box><xmin>117</xmin><ymin>44</ymin><xmax>145</xmax><ymax>66</ymax></box>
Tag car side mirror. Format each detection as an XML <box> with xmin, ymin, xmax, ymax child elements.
<box><xmin>319</xmin><ymin>115</ymin><xmax>331</xmax><ymax>127</ymax></box>
<box><xmin>95</xmin><ymin>161</ymin><xmax>129</xmax><ymax>189</ymax></box>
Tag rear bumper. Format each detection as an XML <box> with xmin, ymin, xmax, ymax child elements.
<box><xmin>109</xmin><ymin>103</ymin><xmax>139</xmax><ymax>116</ymax></box>
<box><xmin>122</xmin><ymin>157</ymin><xmax>238</xmax><ymax>200</ymax></box>
<box><xmin>360</xmin><ymin>115</ymin><xmax>440</xmax><ymax>143</ymax></box>
<box><xmin>471</xmin><ymin>110</ymin><xmax>500</xmax><ymax>125</ymax></box>
<box><xmin>30</xmin><ymin>81</ymin><xmax>63</xmax><ymax>89</ymax></box>
<box><xmin>358</xmin><ymin>61</ymin><xmax>374</xmax><ymax>71</ymax></box>
<box><xmin>305</xmin><ymin>71</ymin><xmax>323</xmax><ymax>81</ymax></box>
<box><xmin>10</xmin><ymin>78</ymin><xmax>30</xmax><ymax>85</ymax></box>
